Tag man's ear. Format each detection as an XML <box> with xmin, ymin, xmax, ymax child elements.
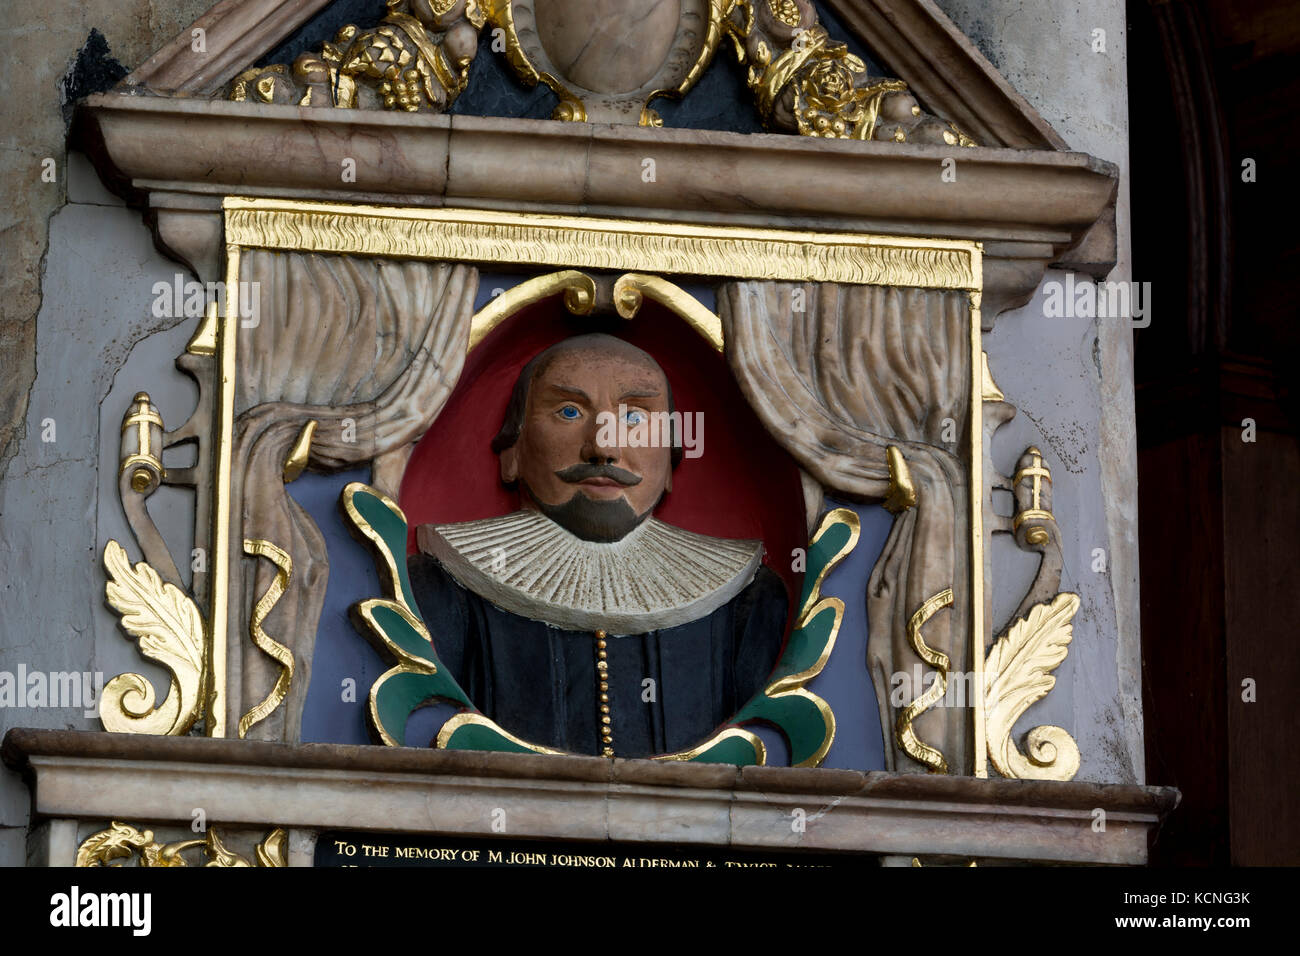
<box><xmin>500</xmin><ymin>446</ymin><xmax>519</xmax><ymax>484</ymax></box>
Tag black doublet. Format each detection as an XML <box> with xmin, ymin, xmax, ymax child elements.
<box><xmin>407</xmin><ymin>553</ymin><xmax>789</xmax><ymax>758</ymax></box>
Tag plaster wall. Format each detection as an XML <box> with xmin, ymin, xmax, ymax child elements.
<box><xmin>0</xmin><ymin>0</ymin><xmax>211</xmax><ymax>488</ymax></box>
<box><xmin>0</xmin><ymin>155</ymin><xmax>200</xmax><ymax>866</ymax></box>
<box><xmin>0</xmin><ymin>0</ymin><xmax>211</xmax><ymax>866</ymax></box>
<box><xmin>935</xmin><ymin>0</ymin><xmax>1143</xmax><ymax>784</ymax></box>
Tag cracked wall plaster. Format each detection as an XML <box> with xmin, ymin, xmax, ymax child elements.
<box><xmin>936</xmin><ymin>0</ymin><xmax>1143</xmax><ymax>783</ymax></box>
<box><xmin>0</xmin><ymin>152</ymin><xmax>198</xmax><ymax>862</ymax></box>
<box><xmin>0</xmin><ymin>1</ymin><xmax>211</xmax><ymax>486</ymax></box>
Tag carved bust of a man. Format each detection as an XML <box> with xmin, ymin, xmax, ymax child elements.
<box><xmin>408</xmin><ymin>333</ymin><xmax>788</xmax><ymax>757</ymax></box>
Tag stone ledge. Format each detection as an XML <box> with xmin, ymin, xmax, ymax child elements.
<box><xmin>77</xmin><ymin>97</ymin><xmax>1114</xmax><ymax>238</ymax></box>
<box><xmin>3</xmin><ymin>730</ymin><xmax>1178</xmax><ymax>865</ymax></box>
<box><xmin>74</xmin><ymin>96</ymin><xmax>1119</xmax><ymax>318</ymax></box>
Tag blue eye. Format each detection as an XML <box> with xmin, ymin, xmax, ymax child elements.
<box><xmin>559</xmin><ymin>405</ymin><xmax>580</xmax><ymax>420</ymax></box>
<box><xmin>624</xmin><ymin>409</ymin><xmax>646</xmax><ymax>425</ymax></box>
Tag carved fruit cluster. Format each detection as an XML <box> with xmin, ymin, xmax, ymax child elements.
<box><xmin>228</xmin><ymin>0</ymin><xmax>485</xmax><ymax>114</ymax></box>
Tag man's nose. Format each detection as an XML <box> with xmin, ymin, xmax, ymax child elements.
<box><xmin>580</xmin><ymin>413</ymin><xmax>620</xmax><ymax>464</ymax></box>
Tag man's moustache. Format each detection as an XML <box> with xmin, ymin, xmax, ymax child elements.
<box><xmin>554</xmin><ymin>464</ymin><xmax>642</xmax><ymax>486</ymax></box>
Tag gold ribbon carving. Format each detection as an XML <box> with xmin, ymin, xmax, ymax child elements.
<box><xmin>238</xmin><ymin>539</ymin><xmax>295</xmax><ymax>738</ymax></box>
<box><xmin>895</xmin><ymin>588</ymin><xmax>954</xmax><ymax>773</ymax></box>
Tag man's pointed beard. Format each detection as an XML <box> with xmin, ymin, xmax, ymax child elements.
<box><xmin>524</xmin><ymin>482</ymin><xmax>654</xmax><ymax>542</ymax></box>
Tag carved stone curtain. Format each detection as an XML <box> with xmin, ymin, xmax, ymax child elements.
<box><xmin>229</xmin><ymin>250</ymin><xmax>478</xmax><ymax>742</ymax></box>
<box><xmin>719</xmin><ymin>282</ymin><xmax>971</xmax><ymax>773</ymax></box>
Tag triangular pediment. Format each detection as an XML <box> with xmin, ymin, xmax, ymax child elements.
<box><xmin>819</xmin><ymin>0</ymin><xmax>1064</xmax><ymax>149</ymax></box>
<box><xmin>120</xmin><ymin>0</ymin><xmax>1064</xmax><ymax>149</ymax></box>
<box><xmin>78</xmin><ymin>0</ymin><xmax>1122</xmax><ymax>323</ymax></box>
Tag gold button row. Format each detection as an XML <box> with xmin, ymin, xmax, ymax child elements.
<box><xmin>596</xmin><ymin>630</ymin><xmax>613</xmax><ymax>757</ymax></box>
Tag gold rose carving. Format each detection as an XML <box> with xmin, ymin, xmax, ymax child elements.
<box><xmin>983</xmin><ymin>592</ymin><xmax>1082</xmax><ymax>781</ymax></box>
<box><xmin>77</xmin><ymin>822</ymin><xmax>287</xmax><ymax>868</ymax></box>
<box><xmin>100</xmin><ymin>541</ymin><xmax>205</xmax><ymax>737</ymax></box>
<box><xmin>722</xmin><ymin>0</ymin><xmax>977</xmax><ymax>144</ymax></box>
<box><xmin>229</xmin><ymin>0</ymin><xmax>485</xmax><ymax>112</ymax></box>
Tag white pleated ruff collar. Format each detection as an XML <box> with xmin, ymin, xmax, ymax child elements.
<box><xmin>416</xmin><ymin>509</ymin><xmax>763</xmax><ymax>634</ymax></box>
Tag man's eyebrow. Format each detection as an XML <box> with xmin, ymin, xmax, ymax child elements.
<box><xmin>618</xmin><ymin>388</ymin><xmax>661</xmax><ymax>400</ymax></box>
<box><xmin>547</xmin><ymin>384</ymin><xmax>593</xmax><ymax>402</ymax></box>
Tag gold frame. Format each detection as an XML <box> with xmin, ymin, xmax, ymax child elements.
<box><xmin>211</xmin><ymin>198</ymin><xmax>988</xmax><ymax>774</ymax></box>
<box><xmin>223</xmin><ymin>199</ymin><xmax>980</xmax><ymax>289</ymax></box>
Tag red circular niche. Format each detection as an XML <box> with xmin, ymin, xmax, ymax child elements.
<box><xmin>398</xmin><ymin>292</ymin><xmax>807</xmax><ymax>612</ymax></box>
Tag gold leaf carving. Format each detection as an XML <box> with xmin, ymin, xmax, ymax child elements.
<box><xmin>256</xmin><ymin>828</ymin><xmax>289</xmax><ymax>867</ymax></box>
<box><xmin>722</xmin><ymin>1</ymin><xmax>977</xmax><ymax>144</ymax></box>
<box><xmin>223</xmin><ymin>201</ymin><xmax>980</xmax><ymax>291</ymax></box>
<box><xmin>984</xmin><ymin>592</ymin><xmax>1082</xmax><ymax>781</ymax></box>
<box><xmin>77</xmin><ymin>822</ymin><xmax>287</xmax><ymax>868</ymax></box>
<box><xmin>204</xmin><ymin>829</ymin><xmax>253</xmax><ymax>867</ymax></box>
<box><xmin>100</xmin><ymin>540</ymin><xmax>205</xmax><ymax>736</ymax></box>
<box><xmin>74</xmin><ymin>821</ymin><xmax>156</xmax><ymax>867</ymax></box>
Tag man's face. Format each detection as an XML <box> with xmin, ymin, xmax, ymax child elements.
<box><xmin>500</xmin><ymin>345</ymin><xmax>673</xmax><ymax>541</ymax></box>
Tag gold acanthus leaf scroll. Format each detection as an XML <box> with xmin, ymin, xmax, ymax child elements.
<box><xmin>100</xmin><ymin>540</ymin><xmax>205</xmax><ymax>736</ymax></box>
<box><xmin>76</xmin><ymin>822</ymin><xmax>287</xmax><ymax>867</ymax></box>
<box><xmin>984</xmin><ymin>592</ymin><xmax>1082</xmax><ymax>781</ymax></box>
